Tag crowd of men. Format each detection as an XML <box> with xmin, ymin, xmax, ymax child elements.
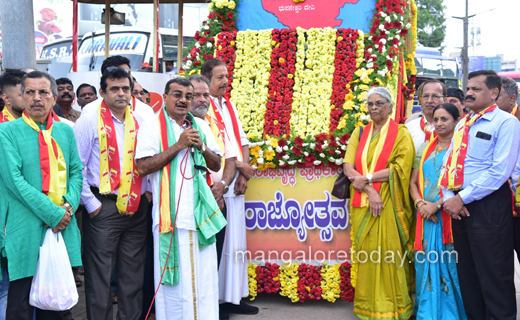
<box><xmin>2</xmin><ymin>53</ymin><xmax>520</xmax><ymax>320</ymax></box>
<box><xmin>0</xmin><ymin>55</ymin><xmax>259</xmax><ymax>320</ymax></box>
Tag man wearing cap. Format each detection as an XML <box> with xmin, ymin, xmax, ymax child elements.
<box><xmin>446</xmin><ymin>87</ymin><xmax>467</xmax><ymax>117</ymax></box>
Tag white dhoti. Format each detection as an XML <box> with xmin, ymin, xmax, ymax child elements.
<box><xmin>153</xmin><ymin>227</ymin><xmax>219</xmax><ymax>320</ymax></box>
<box><xmin>218</xmin><ymin>195</ymin><xmax>249</xmax><ymax>304</ymax></box>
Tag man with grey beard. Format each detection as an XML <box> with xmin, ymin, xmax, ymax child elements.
<box><xmin>189</xmin><ymin>75</ymin><xmax>237</xmax><ymax>211</ymax></box>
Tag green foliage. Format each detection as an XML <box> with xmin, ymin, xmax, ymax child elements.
<box><xmin>416</xmin><ymin>0</ymin><xmax>446</xmax><ymax>47</ymax></box>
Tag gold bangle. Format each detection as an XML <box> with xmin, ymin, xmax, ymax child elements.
<box><xmin>417</xmin><ymin>202</ymin><xmax>426</xmax><ymax>209</ymax></box>
<box><xmin>414</xmin><ymin>199</ymin><xmax>424</xmax><ymax>209</ymax></box>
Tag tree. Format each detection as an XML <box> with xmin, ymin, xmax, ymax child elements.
<box><xmin>416</xmin><ymin>0</ymin><xmax>446</xmax><ymax>48</ymax></box>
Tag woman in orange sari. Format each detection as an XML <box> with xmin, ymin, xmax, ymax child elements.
<box><xmin>343</xmin><ymin>87</ymin><xmax>416</xmax><ymax>320</ymax></box>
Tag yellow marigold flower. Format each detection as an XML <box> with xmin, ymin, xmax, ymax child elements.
<box><xmin>279</xmin><ymin>57</ymin><xmax>285</xmax><ymax>63</ymax></box>
<box><xmin>218</xmin><ymin>45</ymin><xmax>222</xmax><ymax>51</ymax></box>
<box><xmin>359</xmin><ymin>84</ymin><xmax>369</xmax><ymax>91</ymax></box>
<box><xmin>188</xmin><ymin>69</ymin><xmax>197</xmax><ymax>76</ymax></box>
<box><xmin>264</xmin><ymin>150</ymin><xmax>275</xmax><ymax>161</ymax></box>
<box><xmin>271</xmin><ymin>40</ymin><xmax>276</xmax><ymax>46</ymax></box>
<box><xmin>273</xmin><ymin>120</ymin><xmax>279</xmax><ymax>125</ymax></box>
<box><xmin>337</xmin><ymin>36</ymin><xmax>343</xmax><ymax>42</ymax></box>
<box><xmin>287</xmin><ymin>74</ymin><xmax>293</xmax><ymax>79</ymax></box>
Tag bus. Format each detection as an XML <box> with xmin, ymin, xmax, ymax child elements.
<box><xmin>77</xmin><ymin>26</ymin><xmax>194</xmax><ymax>73</ymax></box>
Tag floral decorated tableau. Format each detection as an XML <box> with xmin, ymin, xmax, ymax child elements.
<box><xmin>182</xmin><ymin>0</ymin><xmax>417</xmax><ymax>171</ymax></box>
<box><xmin>248</xmin><ymin>262</ymin><xmax>355</xmax><ymax>303</ymax></box>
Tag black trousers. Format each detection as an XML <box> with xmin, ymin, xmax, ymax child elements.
<box><xmin>216</xmin><ymin>203</ymin><xmax>227</xmax><ymax>269</ymax></box>
<box><xmin>6</xmin><ymin>276</ymin><xmax>72</xmax><ymax>320</ymax></box>
<box><xmin>453</xmin><ymin>183</ymin><xmax>516</xmax><ymax>320</ymax></box>
<box><xmin>83</xmin><ymin>191</ymin><xmax>149</xmax><ymax>320</ymax></box>
<box><xmin>514</xmin><ymin>217</ymin><xmax>520</xmax><ymax>265</ymax></box>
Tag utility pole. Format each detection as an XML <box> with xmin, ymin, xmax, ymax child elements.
<box><xmin>453</xmin><ymin>0</ymin><xmax>475</xmax><ymax>93</ymax></box>
<box><xmin>0</xmin><ymin>0</ymin><xmax>37</xmax><ymax>70</ymax></box>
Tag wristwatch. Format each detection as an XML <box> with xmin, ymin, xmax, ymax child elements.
<box><xmin>221</xmin><ymin>181</ymin><xmax>229</xmax><ymax>194</ymax></box>
<box><xmin>198</xmin><ymin>143</ymin><xmax>207</xmax><ymax>153</ymax></box>
<box><xmin>63</xmin><ymin>201</ymin><xmax>74</xmax><ymax>216</ymax></box>
<box><xmin>436</xmin><ymin>200</ymin><xmax>442</xmax><ymax>210</ymax></box>
<box><xmin>365</xmin><ymin>173</ymin><xmax>373</xmax><ymax>186</ymax></box>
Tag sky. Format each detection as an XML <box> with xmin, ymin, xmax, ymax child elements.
<box><xmin>443</xmin><ymin>0</ymin><xmax>519</xmax><ymax>61</ymax></box>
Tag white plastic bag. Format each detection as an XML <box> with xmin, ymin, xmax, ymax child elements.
<box><xmin>29</xmin><ymin>228</ymin><xmax>78</xmax><ymax>311</ymax></box>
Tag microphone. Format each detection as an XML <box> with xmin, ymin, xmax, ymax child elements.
<box><xmin>182</xmin><ymin>115</ymin><xmax>196</xmax><ymax>153</ymax></box>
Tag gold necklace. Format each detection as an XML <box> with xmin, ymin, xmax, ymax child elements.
<box><xmin>433</xmin><ymin>143</ymin><xmax>449</xmax><ymax>171</ymax></box>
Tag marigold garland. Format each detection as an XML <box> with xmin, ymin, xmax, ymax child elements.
<box><xmin>231</xmin><ymin>30</ymin><xmax>272</xmax><ymax>140</ymax></box>
<box><xmin>185</xmin><ymin>0</ymin><xmax>417</xmax><ymax>170</ymax></box>
<box><xmin>263</xmin><ymin>28</ymin><xmax>298</xmax><ymax>138</ymax></box>
<box><xmin>320</xmin><ymin>262</ymin><xmax>341</xmax><ymax>303</ymax></box>
<box><xmin>248</xmin><ymin>262</ymin><xmax>258</xmax><ymax>300</ymax></box>
<box><xmin>290</xmin><ymin>28</ymin><xmax>336</xmax><ymax>138</ymax></box>
<box><xmin>279</xmin><ymin>262</ymin><xmax>300</xmax><ymax>302</ymax></box>
<box><xmin>247</xmin><ymin>261</ymin><xmax>355</xmax><ymax>303</ymax></box>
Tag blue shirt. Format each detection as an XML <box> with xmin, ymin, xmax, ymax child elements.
<box><xmin>442</xmin><ymin>107</ymin><xmax>520</xmax><ymax>204</ymax></box>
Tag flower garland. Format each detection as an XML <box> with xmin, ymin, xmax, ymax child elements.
<box><xmin>339</xmin><ymin>261</ymin><xmax>355</xmax><ymax>302</ymax></box>
<box><xmin>279</xmin><ymin>262</ymin><xmax>300</xmax><ymax>302</ymax></box>
<box><xmin>403</xmin><ymin>0</ymin><xmax>418</xmax><ymax>100</ymax></box>
<box><xmin>215</xmin><ymin>31</ymin><xmax>238</xmax><ymax>94</ymax></box>
<box><xmin>297</xmin><ymin>263</ymin><xmax>323</xmax><ymax>302</ymax></box>
<box><xmin>320</xmin><ymin>262</ymin><xmax>341</xmax><ymax>303</ymax></box>
<box><xmin>263</xmin><ymin>28</ymin><xmax>298</xmax><ymax>138</ymax></box>
<box><xmin>189</xmin><ymin>0</ymin><xmax>416</xmax><ymax>171</ymax></box>
<box><xmin>181</xmin><ymin>0</ymin><xmax>238</xmax><ymax>76</ymax></box>
<box><xmin>289</xmin><ymin>27</ymin><xmax>308</xmax><ymax>139</ymax></box>
<box><xmin>255</xmin><ymin>262</ymin><xmax>281</xmax><ymax>295</ymax></box>
<box><xmin>290</xmin><ymin>28</ymin><xmax>336</xmax><ymax>138</ymax></box>
<box><xmin>248</xmin><ymin>262</ymin><xmax>258</xmax><ymax>300</ymax></box>
<box><xmin>231</xmin><ymin>29</ymin><xmax>272</xmax><ymax>140</ymax></box>
<box><xmin>329</xmin><ymin>28</ymin><xmax>360</xmax><ymax>133</ymax></box>
<box><xmin>247</xmin><ymin>262</ymin><xmax>355</xmax><ymax>303</ymax></box>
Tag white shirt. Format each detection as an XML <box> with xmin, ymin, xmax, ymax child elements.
<box><xmin>135</xmin><ymin>114</ymin><xmax>223</xmax><ymax>231</ymax></box>
<box><xmin>210</xmin><ymin>95</ymin><xmax>249</xmax><ymax>197</ymax></box>
<box><xmin>405</xmin><ymin>116</ymin><xmax>434</xmax><ymax>152</ymax></box>
<box><xmin>83</xmin><ymin>96</ymin><xmax>155</xmax><ymax>123</ymax></box>
<box><xmin>201</xmin><ymin>116</ymin><xmax>238</xmax><ymax>183</ymax></box>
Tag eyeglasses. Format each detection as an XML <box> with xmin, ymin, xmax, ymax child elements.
<box><xmin>366</xmin><ymin>100</ymin><xmax>386</xmax><ymax>108</ymax></box>
<box><xmin>193</xmin><ymin>93</ymin><xmax>210</xmax><ymax>99</ymax></box>
<box><xmin>421</xmin><ymin>94</ymin><xmax>444</xmax><ymax>101</ymax></box>
<box><xmin>169</xmin><ymin>91</ymin><xmax>194</xmax><ymax>101</ymax></box>
<box><xmin>133</xmin><ymin>90</ymin><xmax>145</xmax><ymax>96</ymax></box>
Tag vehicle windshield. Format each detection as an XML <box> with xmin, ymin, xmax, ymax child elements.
<box><xmin>161</xmin><ymin>34</ymin><xmax>194</xmax><ymax>68</ymax></box>
<box><xmin>40</xmin><ymin>41</ymin><xmax>73</xmax><ymax>79</ymax></box>
<box><xmin>442</xmin><ymin>60</ymin><xmax>458</xmax><ymax>78</ymax></box>
<box><xmin>77</xmin><ymin>32</ymin><xmax>149</xmax><ymax>72</ymax></box>
<box><xmin>421</xmin><ymin>58</ymin><xmax>442</xmax><ymax>76</ymax></box>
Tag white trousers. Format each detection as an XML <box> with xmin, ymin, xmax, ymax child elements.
<box><xmin>153</xmin><ymin>227</ymin><xmax>218</xmax><ymax>320</ymax></box>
